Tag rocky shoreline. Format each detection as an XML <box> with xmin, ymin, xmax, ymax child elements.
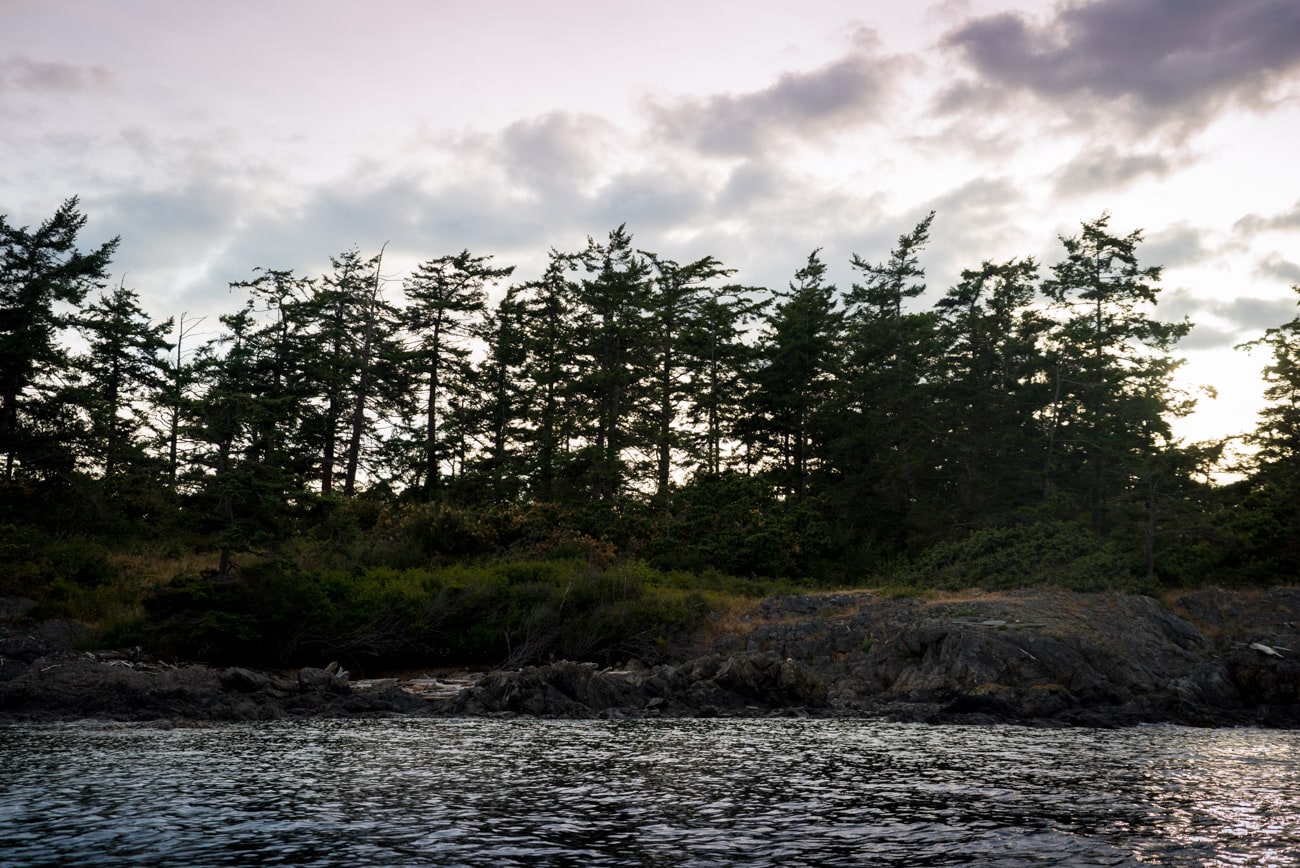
<box><xmin>2</xmin><ymin>588</ymin><xmax>1297</xmax><ymax>727</ymax></box>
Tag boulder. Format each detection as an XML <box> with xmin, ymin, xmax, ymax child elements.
<box><xmin>298</xmin><ymin>666</ymin><xmax>351</xmax><ymax>694</ymax></box>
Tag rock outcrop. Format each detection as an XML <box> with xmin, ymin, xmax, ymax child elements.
<box><xmin>0</xmin><ymin>601</ymin><xmax>430</xmax><ymax>723</ymax></box>
<box><xmin>2</xmin><ymin>587</ymin><xmax>1298</xmax><ymax>726</ymax></box>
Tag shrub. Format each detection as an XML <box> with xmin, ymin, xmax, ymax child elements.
<box><xmin>888</xmin><ymin>520</ymin><xmax>1152</xmax><ymax>593</ymax></box>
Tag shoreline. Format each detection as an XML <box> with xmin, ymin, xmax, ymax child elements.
<box><xmin>2</xmin><ymin>587</ymin><xmax>1297</xmax><ymax>728</ymax></box>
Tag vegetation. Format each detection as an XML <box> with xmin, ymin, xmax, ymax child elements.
<box><xmin>3</xmin><ymin>198</ymin><xmax>1298</xmax><ymax>669</ymax></box>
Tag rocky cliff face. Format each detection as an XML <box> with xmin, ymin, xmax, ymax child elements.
<box><xmin>2</xmin><ymin>588</ymin><xmax>1297</xmax><ymax>727</ymax></box>
<box><xmin>441</xmin><ymin>588</ymin><xmax>1300</xmax><ymax>727</ymax></box>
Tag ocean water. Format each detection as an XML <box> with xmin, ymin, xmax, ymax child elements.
<box><xmin>1</xmin><ymin>718</ymin><xmax>1297</xmax><ymax>866</ymax></box>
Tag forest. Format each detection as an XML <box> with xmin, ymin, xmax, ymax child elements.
<box><xmin>2</xmin><ymin>197</ymin><xmax>1298</xmax><ymax>669</ymax></box>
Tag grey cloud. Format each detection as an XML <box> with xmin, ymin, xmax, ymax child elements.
<box><xmin>919</xmin><ymin>177</ymin><xmax>1028</xmax><ymax>289</ymax></box>
<box><xmin>1258</xmin><ymin>253</ymin><xmax>1300</xmax><ymax>285</ymax></box>
<box><xmin>186</xmin><ymin>158</ymin><xmax>719</xmax><ymax>311</ymax></box>
<box><xmin>90</xmin><ymin>179</ymin><xmax>242</xmax><ymax>264</ymax></box>
<box><xmin>926</xmin><ymin>176</ymin><xmax>1022</xmax><ymax>215</ymax></box>
<box><xmin>1222</xmin><ymin>295</ymin><xmax>1300</xmax><ymax>329</ymax></box>
<box><xmin>1052</xmin><ymin>146</ymin><xmax>1176</xmax><ymax>197</ymax></box>
<box><xmin>942</xmin><ymin>0</ymin><xmax>1300</xmax><ymax>135</ymax></box>
<box><xmin>587</xmin><ymin>168</ymin><xmax>711</xmax><ymax>233</ymax></box>
<box><xmin>1179</xmin><ymin>322</ymin><xmax>1238</xmax><ymax>351</ymax></box>
<box><xmin>930</xmin><ymin>78</ymin><xmax>1014</xmax><ymax>119</ymax></box>
<box><xmin>649</xmin><ymin>42</ymin><xmax>910</xmax><ymax>156</ymax></box>
<box><xmin>1155</xmin><ymin>288</ymin><xmax>1234</xmax><ymax>350</ymax></box>
<box><xmin>1160</xmin><ymin>286</ymin><xmax>1298</xmax><ymax>349</ymax></box>
<box><xmin>0</xmin><ymin>55</ymin><xmax>113</xmax><ymax>92</ymax></box>
<box><xmin>1144</xmin><ymin>223</ymin><xmax>1215</xmax><ymax>269</ymax></box>
<box><xmin>1234</xmin><ymin>200</ymin><xmax>1300</xmax><ymax>235</ymax></box>
<box><xmin>495</xmin><ymin>112</ymin><xmax>615</xmax><ymax>198</ymax></box>
<box><xmin>716</xmin><ymin>161</ymin><xmax>781</xmax><ymax>211</ymax></box>
<box><xmin>1156</xmin><ymin>287</ymin><xmax>1204</xmax><ymax>323</ymax></box>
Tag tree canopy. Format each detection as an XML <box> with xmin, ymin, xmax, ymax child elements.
<box><xmin>2</xmin><ymin>198</ymin><xmax>1294</xmax><ymax>592</ymax></box>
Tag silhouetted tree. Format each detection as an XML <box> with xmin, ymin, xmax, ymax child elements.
<box><xmin>73</xmin><ymin>281</ymin><xmax>172</xmax><ymax>480</ymax></box>
<box><xmin>832</xmin><ymin>214</ymin><xmax>939</xmax><ymax>548</ymax></box>
<box><xmin>641</xmin><ymin>252</ymin><xmax>734</xmax><ymax>505</ymax></box>
<box><xmin>0</xmin><ymin>197</ymin><xmax>117</xmax><ymax>480</ymax></box>
<box><xmin>1040</xmin><ymin>214</ymin><xmax>1192</xmax><ymax>533</ymax></box>
<box><xmin>404</xmin><ymin>249</ymin><xmax>512</xmax><ymax>499</ymax></box>
<box><xmin>745</xmin><ymin>250</ymin><xmax>842</xmax><ymax>500</ymax></box>
<box><xmin>931</xmin><ymin>257</ymin><xmax>1049</xmax><ymax>528</ymax></box>
<box><xmin>572</xmin><ymin>227</ymin><xmax>653</xmax><ymax>501</ymax></box>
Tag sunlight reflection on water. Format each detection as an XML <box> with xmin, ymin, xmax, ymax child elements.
<box><xmin>1</xmin><ymin>719</ymin><xmax>1297</xmax><ymax>866</ymax></box>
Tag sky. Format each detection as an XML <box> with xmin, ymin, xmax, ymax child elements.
<box><xmin>2</xmin><ymin>0</ymin><xmax>1299</xmax><ymax>451</ymax></box>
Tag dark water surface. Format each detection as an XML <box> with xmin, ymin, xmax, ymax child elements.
<box><xmin>1</xmin><ymin>719</ymin><xmax>1297</xmax><ymax>866</ymax></box>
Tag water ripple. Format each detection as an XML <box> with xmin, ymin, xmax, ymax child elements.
<box><xmin>2</xmin><ymin>719</ymin><xmax>1298</xmax><ymax>866</ymax></box>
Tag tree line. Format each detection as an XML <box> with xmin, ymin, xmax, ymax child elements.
<box><xmin>3</xmin><ymin>196</ymin><xmax>1298</xmax><ymax>586</ymax></box>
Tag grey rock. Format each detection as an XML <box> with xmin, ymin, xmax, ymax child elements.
<box><xmin>298</xmin><ymin>666</ymin><xmax>351</xmax><ymax>693</ymax></box>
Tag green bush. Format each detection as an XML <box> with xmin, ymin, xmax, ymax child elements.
<box><xmin>130</xmin><ymin>556</ymin><xmax>723</xmax><ymax>669</ymax></box>
<box><xmin>888</xmin><ymin>520</ymin><xmax>1152</xmax><ymax>593</ymax></box>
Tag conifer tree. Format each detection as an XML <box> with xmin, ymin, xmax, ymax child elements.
<box><xmin>572</xmin><ymin>226</ymin><xmax>653</xmax><ymax>501</ymax></box>
<box><xmin>1229</xmin><ymin>286</ymin><xmax>1300</xmax><ymax>578</ymax></box>
<box><xmin>470</xmin><ymin>286</ymin><xmax>529</xmax><ymax>501</ymax></box>
<box><xmin>932</xmin><ymin>257</ymin><xmax>1049</xmax><ymax>528</ymax></box>
<box><xmin>681</xmin><ymin>286</ymin><xmax>765</xmax><ymax>478</ymax></box>
<box><xmin>0</xmin><ymin>198</ymin><xmax>117</xmax><ymax>480</ymax></box>
<box><xmin>161</xmin><ymin>311</ymin><xmax>207</xmax><ymax>488</ymax></box>
<box><xmin>227</xmin><ymin>268</ymin><xmax>317</xmax><ymax>485</ymax></box>
<box><xmin>403</xmin><ymin>249</ymin><xmax>512</xmax><ymax>499</ymax></box>
<box><xmin>73</xmin><ymin>281</ymin><xmax>172</xmax><ymax>480</ymax></box>
<box><xmin>833</xmin><ymin>214</ymin><xmax>939</xmax><ymax>546</ymax></box>
<box><xmin>745</xmin><ymin>250</ymin><xmax>842</xmax><ymax>500</ymax></box>
<box><xmin>1040</xmin><ymin>215</ymin><xmax>1192</xmax><ymax>533</ymax></box>
<box><xmin>306</xmin><ymin>247</ymin><xmax>409</xmax><ymax>497</ymax></box>
<box><xmin>515</xmin><ymin>250</ymin><xmax>581</xmax><ymax>501</ymax></box>
<box><xmin>185</xmin><ymin>305</ymin><xmax>300</xmax><ymax>578</ymax></box>
<box><xmin>642</xmin><ymin>252</ymin><xmax>734</xmax><ymax>504</ymax></box>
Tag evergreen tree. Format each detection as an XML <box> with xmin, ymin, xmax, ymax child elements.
<box><xmin>681</xmin><ymin>286</ymin><xmax>766</xmax><ymax>478</ymax></box>
<box><xmin>572</xmin><ymin>227</ymin><xmax>653</xmax><ymax>501</ymax></box>
<box><xmin>0</xmin><ymin>198</ymin><xmax>117</xmax><ymax>481</ymax></box>
<box><xmin>931</xmin><ymin>257</ymin><xmax>1050</xmax><ymax>528</ymax></box>
<box><xmin>843</xmin><ymin>212</ymin><xmax>936</xmax><ymax>388</ymax></box>
<box><xmin>340</xmin><ymin>247</ymin><xmax>406</xmax><ymax>497</ymax></box>
<box><xmin>1040</xmin><ymin>214</ymin><xmax>1192</xmax><ymax>534</ymax></box>
<box><xmin>468</xmin><ymin>286</ymin><xmax>529</xmax><ymax>501</ymax></box>
<box><xmin>1228</xmin><ymin>286</ymin><xmax>1300</xmax><ymax>578</ymax></box>
<box><xmin>403</xmin><ymin>249</ymin><xmax>512</xmax><ymax>499</ymax></box>
<box><xmin>515</xmin><ymin>250</ymin><xmax>581</xmax><ymax>501</ymax></box>
<box><xmin>308</xmin><ymin>247</ymin><xmax>409</xmax><ymax>496</ymax></box>
<box><xmin>833</xmin><ymin>214</ymin><xmax>940</xmax><ymax>548</ymax></box>
<box><xmin>745</xmin><ymin>250</ymin><xmax>842</xmax><ymax>500</ymax></box>
<box><xmin>227</xmin><ymin>268</ymin><xmax>317</xmax><ymax>485</ymax></box>
<box><xmin>72</xmin><ymin>281</ymin><xmax>172</xmax><ymax>482</ymax></box>
<box><xmin>641</xmin><ymin>252</ymin><xmax>734</xmax><ymax>504</ymax></box>
<box><xmin>161</xmin><ymin>312</ymin><xmax>207</xmax><ymax>488</ymax></box>
<box><xmin>184</xmin><ymin>305</ymin><xmax>302</xmax><ymax>578</ymax></box>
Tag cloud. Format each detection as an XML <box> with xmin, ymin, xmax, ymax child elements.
<box><xmin>648</xmin><ymin>34</ymin><xmax>912</xmax><ymax>157</ymax></box>
<box><xmin>1257</xmin><ymin>253</ymin><xmax>1300</xmax><ymax>285</ymax></box>
<box><xmin>1234</xmin><ymin>200</ymin><xmax>1300</xmax><ymax>235</ymax></box>
<box><xmin>941</xmin><ymin>0</ymin><xmax>1300</xmax><ymax>136</ymax></box>
<box><xmin>1052</xmin><ymin>145</ymin><xmax>1177</xmax><ymax>196</ymax></box>
<box><xmin>587</xmin><ymin>166</ymin><xmax>712</xmax><ymax>234</ymax></box>
<box><xmin>1221</xmin><ymin>295</ymin><xmax>1300</xmax><ymax>330</ymax></box>
<box><xmin>1143</xmin><ymin>223</ymin><xmax>1216</xmax><ymax>269</ymax></box>
<box><xmin>0</xmin><ymin>55</ymin><xmax>113</xmax><ymax>92</ymax></box>
<box><xmin>1179</xmin><ymin>322</ymin><xmax>1239</xmax><ymax>351</ymax></box>
<box><xmin>916</xmin><ymin>177</ymin><xmax>1030</xmax><ymax>288</ymax></box>
<box><xmin>494</xmin><ymin>112</ymin><xmax>617</xmax><ymax>199</ymax></box>
<box><xmin>1162</xmin><ymin>286</ymin><xmax>1299</xmax><ymax>348</ymax></box>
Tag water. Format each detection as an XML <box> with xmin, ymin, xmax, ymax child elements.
<box><xmin>1</xmin><ymin>719</ymin><xmax>1297</xmax><ymax>867</ymax></box>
